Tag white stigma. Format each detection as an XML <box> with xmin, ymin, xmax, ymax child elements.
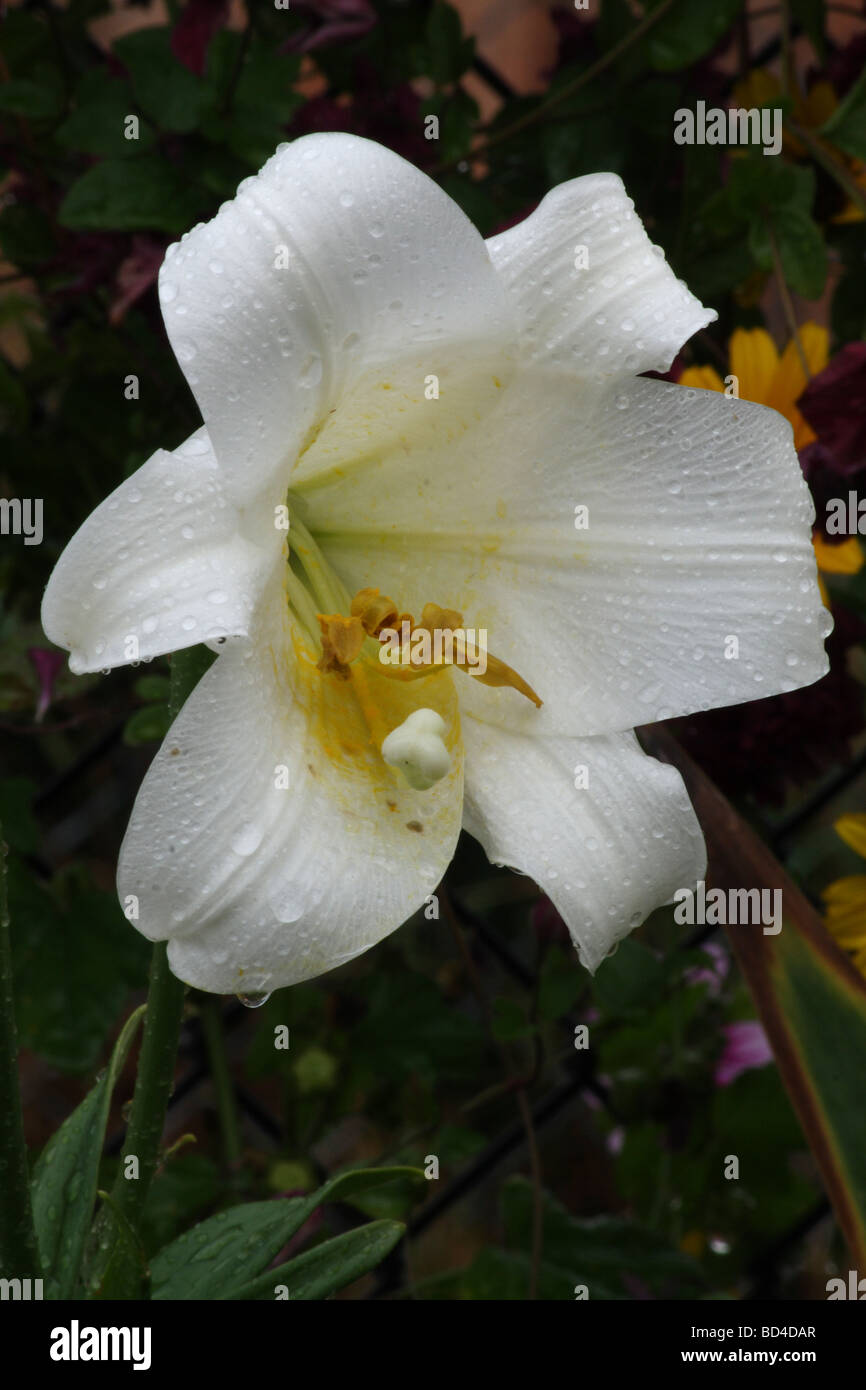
<box><xmin>381</xmin><ymin>708</ymin><xmax>451</xmax><ymax>791</ymax></box>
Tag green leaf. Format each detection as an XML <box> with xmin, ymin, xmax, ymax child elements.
<box><xmin>491</xmin><ymin>995</ymin><xmax>534</xmax><ymax>1041</ymax></box>
<box><xmin>123</xmin><ymin>703</ymin><xmax>172</xmax><ymax>747</ymax></box>
<box><xmin>0</xmin><ymin>783</ymin><xmax>38</xmax><ymax>856</ymax></box>
<box><xmin>0</xmin><ymin>73</ymin><xmax>64</xmax><ymax>121</ymax></box>
<box><xmin>708</xmin><ymin>157</ymin><xmax>827</xmax><ymax>299</ymax></box>
<box><xmin>82</xmin><ymin>1191</ymin><xmax>148</xmax><ymax>1300</ymax></box>
<box><xmin>151</xmin><ymin>1166</ymin><xmax>421</xmax><ymax>1300</ymax></box>
<box><xmin>0</xmin><ymin>359</ymin><xmax>30</xmax><ymax>435</ymax></box>
<box><xmin>437</xmin><ymin>88</ymin><xmax>478</xmax><ymax>164</ymax></box>
<box><xmin>113</xmin><ymin>27</ymin><xmax>208</xmax><ymax>133</ymax></box>
<box><xmin>201</xmin><ymin>35</ymin><xmax>302</xmax><ymax>167</ymax></box>
<box><xmin>640</xmin><ymin>726</ymin><xmax>866</xmax><ymax>1269</ymax></box>
<box><xmin>9</xmin><ymin>858</ymin><xmax>149</xmax><ymax>1072</ymax></box>
<box><xmin>422</xmin><ymin>2</ymin><xmax>474</xmax><ymax>85</ymax></box>
<box><xmin>133</xmin><ymin>673</ymin><xmax>171</xmax><ymax>703</ymax></box>
<box><xmin>537</xmin><ymin>944</ymin><xmax>582</xmax><ymax>1021</ymax></box>
<box><xmin>59</xmin><ymin>155</ymin><xmax>203</xmax><ymax>234</ymax></box>
<box><xmin>0</xmin><ymin>203</ymin><xmax>56</xmax><ymax>268</ymax></box>
<box><xmin>750</xmin><ymin>205</ymin><xmax>827</xmax><ymax>299</ymax></box>
<box><xmin>30</xmin><ymin>1006</ymin><xmax>144</xmax><ymax>1298</ymax></box>
<box><xmin>56</xmin><ymin>71</ymin><xmax>156</xmax><ymax>157</ymax></box>
<box><xmin>353</xmin><ymin>973</ymin><xmax>486</xmax><ymax>1082</ymax></box>
<box><xmin>235</xmin><ymin>1220</ymin><xmax>404</xmax><ymax>1301</ymax></box>
<box><xmin>790</xmin><ymin>0</ymin><xmax>826</xmax><ymax>59</ymax></box>
<box><xmin>821</xmin><ymin>66</ymin><xmax>866</xmax><ymax>163</ymax></box>
<box><xmin>421</xmin><ymin>1245</ymin><xmax>576</xmax><ymax>1300</ymax></box>
<box><xmin>593</xmin><ymin>938</ymin><xmax>667</xmax><ymax>1016</ymax></box>
<box><xmin>139</xmin><ymin>1152</ymin><xmax>221</xmax><ymax>1257</ymax></box>
<box><xmin>542</xmin><ymin>112</ymin><xmax>626</xmax><ymax>182</ymax></box>
<box><xmin>502</xmin><ymin>1176</ymin><xmax>706</xmax><ymax>1298</ymax></box>
<box><xmin>0</xmin><ymin>781</ymin><xmax>39</xmax><ymax>855</ymax></box>
<box><xmin>647</xmin><ymin>0</ymin><xmax>745</xmax><ymax>72</ymax></box>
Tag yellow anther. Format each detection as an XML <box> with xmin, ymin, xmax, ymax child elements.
<box><xmin>317</xmin><ymin>586</ymin><xmax>543</xmax><ymax>709</ymax></box>
<box><xmin>317</xmin><ymin>613</ymin><xmax>365</xmax><ymax>678</ymax></box>
<box><xmin>417</xmin><ymin>601</ymin><xmax>464</xmax><ymax>634</ymax></box>
<box><xmin>350</xmin><ymin>587</ymin><xmax>400</xmax><ymax>637</ymax></box>
<box><xmin>468</xmin><ymin>653</ymin><xmax>543</xmax><ymax>709</ymax></box>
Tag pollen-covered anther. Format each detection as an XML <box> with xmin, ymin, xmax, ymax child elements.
<box><xmin>316</xmin><ymin>613</ymin><xmax>365</xmax><ymax>678</ymax></box>
<box><xmin>345</xmin><ymin>587</ymin><xmax>543</xmax><ymax>707</ymax></box>
<box><xmin>417</xmin><ymin>602</ymin><xmax>543</xmax><ymax>706</ymax></box>
<box><xmin>350</xmin><ymin>586</ymin><xmax>401</xmax><ymax>637</ymax></box>
<box><xmin>381</xmin><ymin>708</ymin><xmax>451</xmax><ymax>791</ymax></box>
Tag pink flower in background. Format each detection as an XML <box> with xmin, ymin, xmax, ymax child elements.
<box><xmin>714</xmin><ymin>1021</ymin><xmax>774</xmax><ymax>1087</ymax></box>
<box><xmin>28</xmin><ymin>647</ymin><xmax>65</xmax><ymax>723</ymax></box>
<box><xmin>283</xmin><ymin>0</ymin><xmax>377</xmax><ymax>54</ymax></box>
<box><xmin>685</xmin><ymin>941</ymin><xmax>730</xmax><ymax>996</ymax></box>
<box><xmin>171</xmin><ymin>0</ymin><xmax>230</xmax><ymax>76</ymax></box>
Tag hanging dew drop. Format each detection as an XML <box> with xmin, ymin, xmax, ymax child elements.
<box><xmin>237</xmin><ymin>990</ymin><xmax>271</xmax><ymax>1009</ymax></box>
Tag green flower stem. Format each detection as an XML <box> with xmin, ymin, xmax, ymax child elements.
<box><xmin>0</xmin><ymin>830</ymin><xmax>41</xmax><ymax>1278</ymax></box>
<box><xmin>109</xmin><ymin>646</ymin><xmax>213</xmax><ymax>1226</ymax></box>
<box><xmin>199</xmin><ymin>997</ymin><xmax>243</xmax><ymax>1173</ymax></box>
<box><xmin>110</xmin><ymin>941</ymin><xmax>186</xmax><ymax>1225</ymax></box>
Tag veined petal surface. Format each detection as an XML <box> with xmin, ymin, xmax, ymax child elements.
<box><xmin>462</xmin><ymin>717</ymin><xmax>706</xmax><ymax>972</ymax></box>
<box><xmin>158</xmin><ymin>132</ymin><xmax>514</xmax><ymax>502</ymax></box>
<box><xmin>301</xmin><ymin>373</ymin><xmax>829</xmax><ymax>737</ymax></box>
<box><xmin>41</xmin><ymin>428</ymin><xmax>276</xmax><ymax>674</ymax></box>
<box><xmin>486</xmin><ymin>172</ymin><xmax>715</xmax><ymax>377</ymax></box>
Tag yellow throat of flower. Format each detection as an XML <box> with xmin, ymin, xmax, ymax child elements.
<box><xmin>282</xmin><ymin>509</ymin><xmax>541</xmax><ymax>794</ymax></box>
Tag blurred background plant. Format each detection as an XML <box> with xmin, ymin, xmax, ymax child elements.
<box><xmin>3</xmin><ymin>0</ymin><xmax>866</xmax><ymax>1300</ymax></box>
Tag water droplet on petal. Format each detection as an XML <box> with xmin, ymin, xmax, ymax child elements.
<box><xmin>298</xmin><ymin>353</ymin><xmax>323</xmax><ymax>388</ymax></box>
<box><xmin>231</xmin><ymin>822</ymin><xmax>263</xmax><ymax>856</ymax></box>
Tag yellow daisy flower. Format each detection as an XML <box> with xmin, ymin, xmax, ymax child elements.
<box><xmin>824</xmin><ymin>815</ymin><xmax>866</xmax><ymax>976</ymax></box>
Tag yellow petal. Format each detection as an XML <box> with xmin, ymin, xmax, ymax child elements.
<box><xmin>823</xmin><ymin>875</ymin><xmax>866</xmax><ymax>946</ymax></box>
<box><xmin>835</xmin><ymin>814</ymin><xmax>866</xmax><ymax>860</ymax></box>
<box><xmin>800</xmin><ymin>81</ymin><xmax>838</xmax><ymax>129</ymax></box>
<box><xmin>728</xmin><ymin>327</ymin><xmax>779</xmax><ymax>406</ymax></box>
<box><xmin>767</xmin><ymin>323</ymin><xmax>829</xmax><ymax>432</ymax></box>
<box><xmin>813</xmin><ymin>534</ymin><xmax>863</xmax><ymax>576</ymax></box>
<box><xmin>679</xmin><ymin>365</ymin><xmax>725</xmax><ymax>393</ymax></box>
<box><xmin>732</xmin><ymin>69</ymin><xmax>781</xmax><ymax>110</ymax></box>
<box><xmin>833</xmin><ymin>158</ymin><xmax>866</xmax><ymax>225</ymax></box>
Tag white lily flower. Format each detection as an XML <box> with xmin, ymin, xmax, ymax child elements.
<box><xmin>41</xmin><ymin>134</ymin><xmax>830</xmax><ymax>995</ymax></box>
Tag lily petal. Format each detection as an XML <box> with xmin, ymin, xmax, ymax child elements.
<box><xmin>486</xmin><ymin>172</ymin><xmax>714</xmax><ymax>377</ymax></box>
<box><xmin>158</xmin><ymin>132</ymin><xmax>513</xmax><ymax>503</ymax></box>
<box><xmin>117</xmin><ymin>594</ymin><xmax>464</xmax><ymax>994</ymax></box>
<box><xmin>41</xmin><ymin>428</ymin><xmax>276</xmax><ymax>674</ymax></box>
<box><xmin>461</xmin><ymin>716</ymin><xmax>706</xmax><ymax>972</ymax></box>
<box><xmin>308</xmin><ymin>372</ymin><xmax>830</xmax><ymax>736</ymax></box>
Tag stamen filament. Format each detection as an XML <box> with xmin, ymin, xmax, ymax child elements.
<box><xmin>285</xmin><ymin>565</ymin><xmax>322</xmax><ymax>642</ymax></box>
<box><xmin>289</xmin><ymin>513</ymin><xmax>351</xmax><ymax>614</ymax></box>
